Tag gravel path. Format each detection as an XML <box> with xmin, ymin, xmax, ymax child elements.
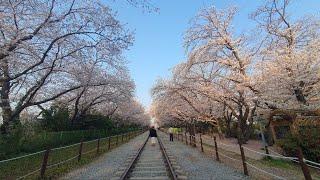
<box><xmin>199</xmin><ymin>134</ymin><xmax>280</xmax><ymax>160</ymax></box>
<box><xmin>61</xmin><ymin>132</ymin><xmax>148</xmax><ymax>179</ymax></box>
<box><xmin>159</xmin><ymin>131</ymin><xmax>250</xmax><ymax>180</ymax></box>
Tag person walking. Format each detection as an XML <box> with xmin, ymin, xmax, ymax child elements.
<box><xmin>168</xmin><ymin>127</ymin><xmax>174</xmax><ymax>142</ymax></box>
<box><xmin>149</xmin><ymin>126</ymin><xmax>157</xmax><ymax>146</ymax></box>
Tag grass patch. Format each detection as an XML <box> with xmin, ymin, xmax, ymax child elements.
<box><xmin>261</xmin><ymin>157</ymin><xmax>294</xmax><ymax>169</ymax></box>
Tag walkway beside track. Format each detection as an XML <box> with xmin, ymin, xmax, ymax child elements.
<box><xmin>159</xmin><ymin>131</ymin><xmax>249</xmax><ymax>180</ymax></box>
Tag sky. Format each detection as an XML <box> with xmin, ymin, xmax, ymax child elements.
<box><xmin>108</xmin><ymin>0</ymin><xmax>320</xmax><ymax>108</ymax></box>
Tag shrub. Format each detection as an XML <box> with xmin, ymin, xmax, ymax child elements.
<box><xmin>277</xmin><ymin>126</ymin><xmax>320</xmax><ymax>162</ymax></box>
<box><xmin>40</xmin><ymin>106</ymin><xmax>71</xmax><ymax>131</ymax></box>
<box><xmin>81</xmin><ymin>114</ymin><xmax>115</xmax><ymax>130</ymax></box>
<box><xmin>0</xmin><ymin>127</ymin><xmax>139</xmax><ymax>160</ymax></box>
<box><xmin>0</xmin><ymin>124</ymin><xmax>24</xmax><ymax>159</ymax></box>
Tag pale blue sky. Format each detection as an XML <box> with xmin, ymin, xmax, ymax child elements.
<box><xmin>108</xmin><ymin>0</ymin><xmax>320</xmax><ymax>107</ymax></box>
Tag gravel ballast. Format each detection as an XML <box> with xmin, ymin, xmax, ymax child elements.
<box><xmin>159</xmin><ymin>131</ymin><xmax>249</xmax><ymax>180</ymax></box>
<box><xmin>61</xmin><ymin>132</ymin><xmax>148</xmax><ymax>179</ymax></box>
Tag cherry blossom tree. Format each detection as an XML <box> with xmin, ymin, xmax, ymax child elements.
<box><xmin>151</xmin><ymin>0</ymin><xmax>320</xmax><ymax>144</ymax></box>
<box><xmin>183</xmin><ymin>6</ymin><xmax>259</xmax><ymax>142</ymax></box>
<box><xmin>152</xmin><ymin>62</ymin><xmax>226</xmax><ymax>136</ymax></box>
<box><xmin>56</xmin><ymin>64</ymin><xmax>135</xmax><ymax>125</ymax></box>
<box><xmin>0</xmin><ymin>0</ymin><xmax>133</xmax><ymax>133</ymax></box>
<box><xmin>111</xmin><ymin>99</ymin><xmax>150</xmax><ymax>126</ymax></box>
<box><xmin>252</xmin><ymin>0</ymin><xmax>320</xmax><ymax>110</ymax></box>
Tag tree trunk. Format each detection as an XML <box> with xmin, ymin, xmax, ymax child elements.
<box><xmin>224</xmin><ymin>113</ymin><xmax>232</xmax><ymax>138</ymax></box>
<box><xmin>0</xmin><ymin>60</ymin><xmax>15</xmax><ymax>134</ymax></box>
<box><xmin>226</xmin><ymin>121</ymin><xmax>232</xmax><ymax>137</ymax></box>
<box><xmin>237</xmin><ymin>109</ymin><xmax>248</xmax><ymax>144</ymax></box>
<box><xmin>192</xmin><ymin>122</ymin><xmax>196</xmax><ymax>135</ymax></box>
<box><xmin>216</xmin><ymin>119</ymin><xmax>224</xmax><ymax>139</ymax></box>
<box><xmin>71</xmin><ymin>88</ymin><xmax>86</xmax><ymax>125</ymax></box>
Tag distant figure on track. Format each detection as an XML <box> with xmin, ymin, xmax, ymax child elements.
<box><xmin>149</xmin><ymin>126</ymin><xmax>157</xmax><ymax>146</ymax></box>
<box><xmin>168</xmin><ymin>127</ymin><xmax>174</xmax><ymax>142</ymax></box>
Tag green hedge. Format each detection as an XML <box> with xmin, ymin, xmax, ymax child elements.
<box><xmin>0</xmin><ymin>127</ymin><xmax>138</xmax><ymax>160</ymax></box>
<box><xmin>0</xmin><ymin>130</ymin><xmax>142</xmax><ymax>179</ymax></box>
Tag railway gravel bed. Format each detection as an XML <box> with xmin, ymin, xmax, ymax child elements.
<box><xmin>60</xmin><ymin>132</ymin><xmax>148</xmax><ymax>179</ymax></box>
<box><xmin>159</xmin><ymin>131</ymin><xmax>250</xmax><ymax>180</ymax></box>
<box><xmin>128</xmin><ymin>139</ymin><xmax>169</xmax><ymax>179</ymax></box>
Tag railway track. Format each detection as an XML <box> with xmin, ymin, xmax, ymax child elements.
<box><xmin>112</xmin><ymin>135</ymin><xmax>186</xmax><ymax>180</ymax></box>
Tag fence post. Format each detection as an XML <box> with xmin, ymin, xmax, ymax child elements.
<box><xmin>189</xmin><ymin>135</ymin><xmax>192</xmax><ymax>146</ymax></box>
<box><xmin>185</xmin><ymin>132</ymin><xmax>188</xmax><ymax>145</ymax></box>
<box><xmin>193</xmin><ymin>135</ymin><xmax>197</xmax><ymax>147</ymax></box>
<box><xmin>78</xmin><ymin>140</ymin><xmax>83</xmax><ymax>161</ymax></box>
<box><xmin>239</xmin><ymin>143</ymin><xmax>248</xmax><ymax>176</ymax></box>
<box><xmin>182</xmin><ymin>133</ymin><xmax>184</xmax><ymax>141</ymax></box>
<box><xmin>108</xmin><ymin>137</ymin><xmax>111</xmax><ymax>150</ymax></box>
<box><xmin>40</xmin><ymin>149</ymin><xmax>50</xmax><ymax>178</ymax></box>
<box><xmin>297</xmin><ymin>147</ymin><xmax>312</xmax><ymax>180</ymax></box>
<box><xmin>122</xmin><ymin>134</ymin><xmax>124</xmax><ymax>143</ymax></box>
<box><xmin>264</xmin><ymin>145</ymin><xmax>271</xmax><ymax>159</ymax></box>
<box><xmin>116</xmin><ymin>135</ymin><xmax>119</xmax><ymax>146</ymax></box>
<box><xmin>213</xmin><ymin>136</ymin><xmax>220</xmax><ymax>161</ymax></box>
<box><xmin>191</xmin><ymin>135</ymin><xmax>194</xmax><ymax>146</ymax></box>
<box><xmin>97</xmin><ymin>138</ymin><xmax>100</xmax><ymax>154</ymax></box>
<box><xmin>200</xmin><ymin>134</ymin><xmax>204</xmax><ymax>152</ymax></box>
<box><xmin>265</xmin><ymin>145</ymin><xmax>269</xmax><ymax>155</ymax></box>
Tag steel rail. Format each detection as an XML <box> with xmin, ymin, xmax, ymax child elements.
<box><xmin>158</xmin><ymin>136</ymin><xmax>178</xmax><ymax>180</ymax></box>
<box><xmin>119</xmin><ymin>136</ymin><xmax>149</xmax><ymax>180</ymax></box>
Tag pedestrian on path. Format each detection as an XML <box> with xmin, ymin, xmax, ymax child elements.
<box><xmin>168</xmin><ymin>127</ymin><xmax>174</xmax><ymax>142</ymax></box>
<box><xmin>149</xmin><ymin>126</ymin><xmax>157</xmax><ymax>146</ymax></box>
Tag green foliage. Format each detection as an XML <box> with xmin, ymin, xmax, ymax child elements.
<box><xmin>0</xmin><ymin>124</ymin><xmax>23</xmax><ymax>159</ymax></box>
<box><xmin>41</xmin><ymin>105</ymin><xmax>71</xmax><ymax>131</ymax></box>
<box><xmin>262</xmin><ymin>157</ymin><xmax>294</xmax><ymax>169</ymax></box>
<box><xmin>229</xmin><ymin>122</ymin><xmax>238</xmax><ymax>138</ymax></box>
<box><xmin>0</xmin><ymin>104</ymin><xmax>142</xmax><ymax>160</ymax></box>
<box><xmin>298</xmin><ymin>126</ymin><xmax>320</xmax><ymax>162</ymax></box>
<box><xmin>40</xmin><ymin>106</ymin><xmax>122</xmax><ymax>131</ymax></box>
<box><xmin>0</xmin><ymin>126</ymin><xmax>139</xmax><ymax>160</ymax></box>
<box><xmin>80</xmin><ymin>114</ymin><xmax>115</xmax><ymax>130</ymax></box>
<box><xmin>277</xmin><ymin>127</ymin><xmax>320</xmax><ymax>162</ymax></box>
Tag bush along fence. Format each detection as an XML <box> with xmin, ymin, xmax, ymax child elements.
<box><xmin>167</xmin><ymin>131</ymin><xmax>320</xmax><ymax>180</ymax></box>
<box><xmin>0</xmin><ymin>129</ymin><xmax>144</xmax><ymax>179</ymax></box>
<box><xmin>0</xmin><ymin>127</ymin><xmax>137</xmax><ymax>160</ymax></box>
